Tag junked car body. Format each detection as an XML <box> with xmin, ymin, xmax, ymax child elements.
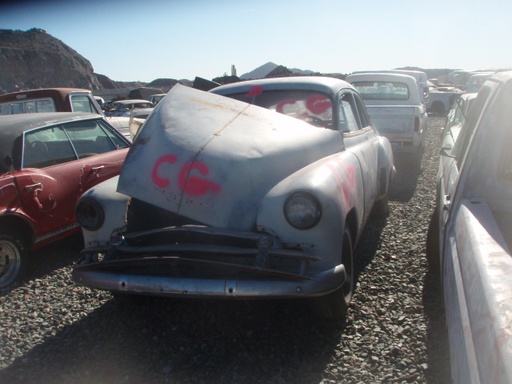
<box><xmin>466</xmin><ymin>72</ymin><xmax>495</xmax><ymax>93</ymax></box>
<box><xmin>103</xmin><ymin>99</ymin><xmax>154</xmax><ymax>118</ymax></box>
<box><xmin>346</xmin><ymin>73</ymin><xmax>428</xmax><ymax>155</ymax></box>
<box><xmin>0</xmin><ymin>88</ymin><xmax>135</xmax><ymax>139</ymax></box>
<box><xmin>426</xmin><ymin>71</ymin><xmax>512</xmax><ymax>383</ymax></box>
<box><xmin>72</xmin><ymin>77</ymin><xmax>395</xmax><ymax>319</ymax></box>
<box><xmin>350</xmin><ymin>69</ymin><xmax>430</xmax><ymax>104</ymax></box>
<box><xmin>426</xmin><ymin>86</ymin><xmax>464</xmax><ymax>115</ymax></box>
<box><xmin>0</xmin><ymin>112</ymin><xmax>130</xmax><ymax>290</ymax></box>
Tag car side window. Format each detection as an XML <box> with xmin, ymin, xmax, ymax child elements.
<box><xmin>70</xmin><ymin>95</ymin><xmax>99</xmax><ymax>114</ymax></box>
<box><xmin>23</xmin><ymin>126</ymin><xmax>76</xmax><ymax>168</ymax></box>
<box><xmin>353</xmin><ymin>94</ymin><xmax>370</xmax><ymax>128</ymax></box>
<box><xmin>339</xmin><ymin>92</ymin><xmax>360</xmax><ymax>132</ymax></box>
<box><xmin>453</xmin><ymin>86</ymin><xmax>491</xmax><ymax>167</ymax></box>
<box><xmin>0</xmin><ymin>98</ymin><xmax>56</xmax><ymax>115</ymax></box>
<box><xmin>63</xmin><ymin>119</ymin><xmax>126</xmax><ymax>157</ymax></box>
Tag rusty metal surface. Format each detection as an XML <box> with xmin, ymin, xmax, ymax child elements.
<box><xmin>118</xmin><ymin>84</ymin><xmax>343</xmax><ymax>230</ymax></box>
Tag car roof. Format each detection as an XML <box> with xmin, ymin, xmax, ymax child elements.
<box><xmin>0</xmin><ymin>88</ymin><xmax>92</xmax><ymax>102</ymax></box>
<box><xmin>346</xmin><ymin>72</ymin><xmax>417</xmax><ymax>84</ymax></box>
<box><xmin>487</xmin><ymin>70</ymin><xmax>512</xmax><ymax>85</ymax></box>
<box><xmin>211</xmin><ymin>76</ymin><xmax>355</xmax><ymax>96</ymax></box>
<box><xmin>0</xmin><ymin>112</ymin><xmax>104</xmax><ymax>172</ymax></box>
<box><xmin>113</xmin><ymin>99</ymin><xmax>152</xmax><ymax>104</ymax></box>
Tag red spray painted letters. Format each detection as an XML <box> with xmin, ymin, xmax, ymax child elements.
<box><xmin>152</xmin><ymin>154</ymin><xmax>221</xmax><ymax>196</ymax></box>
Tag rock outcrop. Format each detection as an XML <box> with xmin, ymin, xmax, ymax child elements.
<box><xmin>0</xmin><ymin>28</ymin><xmax>106</xmax><ymax>93</ymax></box>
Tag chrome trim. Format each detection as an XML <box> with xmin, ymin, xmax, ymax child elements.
<box><xmin>72</xmin><ymin>262</ymin><xmax>346</xmax><ymax>298</ymax></box>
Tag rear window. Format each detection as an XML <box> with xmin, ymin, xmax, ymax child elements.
<box><xmin>351</xmin><ymin>81</ymin><xmax>410</xmax><ymax>101</ymax></box>
<box><xmin>0</xmin><ymin>98</ymin><xmax>56</xmax><ymax>115</ymax></box>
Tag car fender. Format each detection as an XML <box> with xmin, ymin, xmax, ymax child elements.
<box><xmin>376</xmin><ymin>135</ymin><xmax>395</xmax><ymax>198</ymax></box>
<box><xmin>257</xmin><ymin>150</ymin><xmax>364</xmax><ymax>273</ymax></box>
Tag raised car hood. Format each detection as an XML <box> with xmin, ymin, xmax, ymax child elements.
<box><xmin>117</xmin><ymin>84</ymin><xmax>342</xmax><ymax>230</ymax></box>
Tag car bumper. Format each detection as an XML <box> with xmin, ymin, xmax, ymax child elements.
<box><xmin>72</xmin><ymin>224</ymin><xmax>347</xmax><ymax>298</ymax></box>
<box><xmin>72</xmin><ymin>258</ymin><xmax>346</xmax><ymax>299</ymax></box>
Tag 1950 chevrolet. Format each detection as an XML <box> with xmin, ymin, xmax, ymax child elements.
<box><xmin>72</xmin><ymin>77</ymin><xmax>395</xmax><ymax>318</ymax></box>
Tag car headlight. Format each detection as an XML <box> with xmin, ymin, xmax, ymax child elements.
<box><xmin>76</xmin><ymin>199</ymin><xmax>105</xmax><ymax>231</ymax></box>
<box><xmin>284</xmin><ymin>192</ymin><xmax>321</xmax><ymax>230</ymax></box>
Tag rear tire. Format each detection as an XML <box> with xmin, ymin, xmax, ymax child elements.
<box><xmin>0</xmin><ymin>229</ymin><xmax>28</xmax><ymax>291</ymax></box>
<box><xmin>313</xmin><ymin>226</ymin><xmax>354</xmax><ymax>319</ymax></box>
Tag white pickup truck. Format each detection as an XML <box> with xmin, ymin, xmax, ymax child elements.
<box><xmin>346</xmin><ymin>73</ymin><xmax>428</xmax><ymax>156</ymax></box>
<box><xmin>426</xmin><ymin>71</ymin><xmax>512</xmax><ymax>384</ymax></box>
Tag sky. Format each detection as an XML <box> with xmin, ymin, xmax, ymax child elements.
<box><xmin>0</xmin><ymin>0</ymin><xmax>511</xmax><ymax>82</ymax></box>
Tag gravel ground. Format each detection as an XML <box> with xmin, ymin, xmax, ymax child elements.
<box><xmin>0</xmin><ymin>117</ymin><xmax>451</xmax><ymax>384</ymax></box>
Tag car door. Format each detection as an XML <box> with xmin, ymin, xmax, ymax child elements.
<box><xmin>339</xmin><ymin>90</ymin><xmax>379</xmax><ymax>223</ymax></box>
<box><xmin>16</xmin><ymin>124</ymin><xmax>84</xmax><ymax>239</ymax></box>
<box><xmin>15</xmin><ymin>119</ymin><xmax>129</xmax><ymax>243</ymax></box>
<box><xmin>64</xmin><ymin>119</ymin><xmax>129</xmax><ymax>190</ymax></box>
<box><xmin>437</xmin><ymin>86</ymin><xmax>492</xmax><ymax>256</ymax></box>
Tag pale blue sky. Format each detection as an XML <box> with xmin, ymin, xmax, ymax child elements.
<box><xmin>1</xmin><ymin>0</ymin><xmax>510</xmax><ymax>82</ymax></box>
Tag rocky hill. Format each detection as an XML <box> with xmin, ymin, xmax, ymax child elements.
<box><xmin>0</xmin><ymin>28</ymin><xmax>145</xmax><ymax>93</ymax></box>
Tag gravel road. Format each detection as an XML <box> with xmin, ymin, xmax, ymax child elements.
<box><xmin>0</xmin><ymin>117</ymin><xmax>451</xmax><ymax>384</ymax></box>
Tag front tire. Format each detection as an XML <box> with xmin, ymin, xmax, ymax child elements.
<box><xmin>0</xmin><ymin>229</ymin><xmax>28</xmax><ymax>291</ymax></box>
<box><xmin>313</xmin><ymin>226</ymin><xmax>354</xmax><ymax>319</ymax></box>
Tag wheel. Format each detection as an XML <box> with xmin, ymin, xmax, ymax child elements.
<box><xmin>426</xmin><ymin>208</ymin><xmax>440</xmax><ymax>274</ymax></box>
<box><xmin>312</xmin><ymin>226</ymin><xmax>354</xmax><ymax>319</ymax></box>
<box><xmin>0</xmin><ymin>229</ymin><xmax>28</xmax><ymax>291</ymax></box>
<box><xmin>430</xmin><ymin>102</ymin><xmax>445</xmax><ymax>116</ymax></box>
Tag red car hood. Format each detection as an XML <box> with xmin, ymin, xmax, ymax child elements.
<box><xmin>117</xmin><ymin>84</ymin><xmax>342</xmax><ymax>230</ymax></box>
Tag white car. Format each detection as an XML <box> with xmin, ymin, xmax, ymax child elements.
<box><xmin>72</xmin><ymin>77</ymin><xmax>395</xmax><ymax>319</ymax></box>
<box><xmin>426</xmin><ymin>71</ymin><xmax>512</xmax><ymax>383</ymax></box>
<box><xmin>103</xmin><ymin>99</ymin><xmax>154</xmax><ymax>118</ymax></box>
<box><xmin>346</xmin><ymin>72</ymin><xmax>428</xmax><ymax>155</ymax></box>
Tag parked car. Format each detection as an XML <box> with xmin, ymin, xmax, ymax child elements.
<box><xmin>0</xmin><ymin>112</ymin><xmax>130</xmax><ymax>290</ymax></box>
<box><xmin>103</xmin><ymin>99</ymin><xmax>154</xmax><ymax>118</ymax></box>
<box><xmin>346</xmin><ymin>72</ymin><xmax>428</xmax><ymax>155</ymax></box>
<box><xmin>426</xmin><ymin>71</ymin><xmax>512</xmax><ymax>383</ymax></box>
<box><xmin>350</xmin><ymin>69</ymin><xmax>430</xmax><ymax>104</ymax></box>
<box><xmin>0</xmin><ymin>88</ymin><xmax>104</xmax><ymax>115</ymax></box>
<box><xmin>149</xmin><ymin>93</ymin><xmax>167</xmax><ymax>105</ymax></box>
<box><xmin>466</xmin><ymin>72</ymin><xmax>495</xmax><ymax>93</ymax></box>
<box><xmin>127</xmin><ymin>87</ymin><xmax>165</xmax><ymax>101</ymax></box>
<box><xmin>72</xmin><ymin>77</ymin><xmax>395</xmax><ymax>319</ymax></box>
<box><xmin>426</xmin><ymin>86</ymin><xmax>464</xmax><ymax>115</ymax></box>
<box><xmin>0</xmin><ymin>88</ymin><xmax>134</xmax><ymax>139</ymax></box>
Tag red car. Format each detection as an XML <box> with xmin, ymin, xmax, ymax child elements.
<box><xmin>0</xmin><ymin>112</ymin><xmax>130</xmax><ymax>290</ymax></box>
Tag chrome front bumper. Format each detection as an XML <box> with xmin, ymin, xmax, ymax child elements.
<box><xmin>72</xmin><ymin>224</ymin><xmax>346</xmax><ymax>298</ymax></box>
<box><xmin>72</xmin><ymin>261</ymin><xmax>346</xmax><ymax>298</ymax></box>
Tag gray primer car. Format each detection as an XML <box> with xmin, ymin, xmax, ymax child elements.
<box><xmin>72</xmin><ymin>77</ymin><xmax>394</xmax><ymax>319</ymax></box>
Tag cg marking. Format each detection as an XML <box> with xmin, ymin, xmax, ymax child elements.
<box><xmin>152</xmin><ymin>154</ymin><xmax>221</xmax><ymax>196</ymax></box>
